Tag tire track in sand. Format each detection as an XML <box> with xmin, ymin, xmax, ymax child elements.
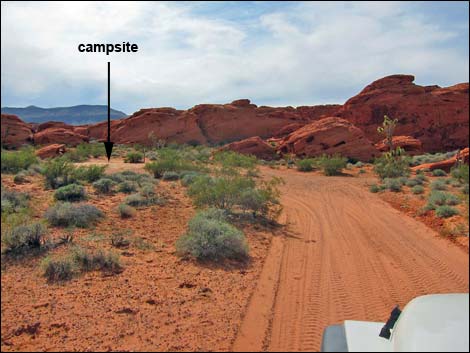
<box><xmin>233</xmin><ymin>169</ymin><xmax>469</xmax><ymax>352</ymax></box>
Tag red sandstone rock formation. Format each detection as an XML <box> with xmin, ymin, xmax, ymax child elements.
<box><xmin>34</xmin><ymin>128</ymin><xmax>89</xmax><ymax>146</ymax></box>
<box><xmin>218</xmin><ymin>136</ymin><xmax>279</xmax><ymax>160</ymax></box>
<box><xmin>278</xmin><ymin>117</ymin><xmax>379</xmax><ymax>161</ymax></box>
<box><xmin>36</xmin><ymin>121</ymin><xmax>74</xmax><ymax>133</ymax></box>
<box><xmin>0</xmin><ymin>114</ymin><xmax>34</xmax><ymax>148</ymax></box>
<box><xmin>35</xmin><ymin>144</ymin><xmax>67</xmax><ymax>159</ymax></box>
<box><xmin>337</xmin><ymin>75</ymin><xmax>469</xmax><ymax>152</ymax></box>
<box><xmin>375</xmin><ymin>136</ymin><xmax>423</xmax><ymax>155</ymax></box>
<box><xmin>412</xmin><ymin>147</ymin><xmax>469</xmax><ymax>172</ymax></box>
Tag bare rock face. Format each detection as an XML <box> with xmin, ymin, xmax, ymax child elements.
<box><xmin>36</xmin><ymin>121</ymin><xmax>74</xmax><ymax>133</ymax></box>
<box><xmin>218</xmin><ymin>136</ymin><xmax>279</xmax><ymax>160</ymax></box>
<box><xmin>412</xmin><ymin>147</ymin><xmax>469</xmax><ymax>172</ymax></box>
<box><xmin>278</xmin><ymin>117</ymin><xmax>379</xmax><ymax>161</ymax></box>
<box><xmin>375</xmin><ymin>136</ymin><xmax>423</xmax><ymax>155</ymax></box>
<box><xmin>35</xmin><ymin>144</ymin><xmax>67</xmax><ymax>159</ymax></box>
<box><xmin>0</xmin><ymin>114</ymin><xmax>34</xmax><ymax>148</ymax></box>
<box><xmin>34</xmin><ymin>128</ymin><xmax>89</xmax><ymax>146</ymax></box>
<box><xmin>337</xmin><ymin>75</ymin><xmax>469</xmax><ymax>152</ymax></box>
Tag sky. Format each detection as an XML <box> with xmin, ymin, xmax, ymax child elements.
<box><xmin>1</xmin><ymin>1</ymin><xmax>469</xmax><ymax>114</ymax></box>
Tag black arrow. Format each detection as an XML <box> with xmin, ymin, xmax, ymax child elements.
<box><xmin>104</xmin><ymin>61</ymin><xmax>114</xmax><ymax>161</ymax></box>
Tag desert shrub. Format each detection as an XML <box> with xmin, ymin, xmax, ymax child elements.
<box><xmin>318</xmin><ymin>155</ymin><xmax>347</xmax><ymax>176</ymax></box>
<box><xmin>1</xmin><ymin>147</ymin><xmax>37</xmax><ymax>173</ymax></box>
<box><xmin>369</xmin><ymin>184</ymin><xmax>381</xmax><ymax>193</ymax></box>
<box><xmin>2</xmin><ymin>222</ymin><xmax>47</xmax><ymax>254</ymax></box>
<box><xmin>110</xmin><ymin>230</ymin><xmax>131</xmax><ymax>248</ymax></box>
<box><xmin>355</xmin><ymin>161</ymin><xmax>364</xmax><ymax>168</ymax></box>
<box><xmin>92</xmin><ymin>178</ymin><xmax>116</xmax><ymax>194</ymax></box>
<box><xmin>405</xmin><ymin>179</ymin><xmax>419</xmax><ymax>187</ymax></box>
<box><xmin>435</xmin><ymin>205</ymin><xmax>459</xmax><ymax>218</ymax></box>
<box><xmin>432</xmin><ymin>169</ymin><xmax>447</xmax><ymax>177</ymax></box>
<box><xmin>13</xmin><ymin>171</ymin><xmax>29</xmax><ymax>184</ymax></box>
<box><xmin>214</xmin><ymin>151</ymin><xmax>258</xmax><ymax>171</ymax></box>
<box><xmin>54</xmin><ymin>184</ymin><xmax>86</xmax><ymax>202</ymax></box>
<box><xmin>296</xmin><ymin>159</ymin><xmax>315</xmax><ymax>172</ymax></box>
<box><xmin>358</xmin><ymin>169</ymin><xmax>366</xmax><ymax>174</ymax></box>
<box><xmin>45</xmin><ymin>203</ymin><xmax>103</xmax><ymax>228</ymax></box>
<box><xmin>124</xmin><ymin>190</ymin><xmax>162</xmax><ymax>207</ymax></box>
<box><xmin>118</xmin><ymin>203</ymin><xmax>136</xmax><ymax>218</ymax></box>
<box><xmin>42</xmin><ymin>157</ymin><xmax>77</xmax><ymax>189</ymax></box>
<box><xmin>64</xmin><ymin>143</ymin><xmax>105</xmax><ymax>162</ymax></box>
<box><xmin>162</xmin><ymin>171</ymin><xmax>180</xmax><ymax>181</ymax></box>
<box><xmin>125</xmin><ymin>151</ymin><xmax>144</xmax><ymax>163</ymax></box>
<box><xmin>73</xmin><ymin>165</ymin><xmax>106</xmax><ymax>183</ymax></box>
<box><xmin>71</xmin><ymin>247</ymin><xmax>122</xmax><ymax>273</ymax></box>
<box><xmin>42</xmin><ymin>256</ymin><xmax>75</xmax><ymax>282</ymax></box>
<box><xmin>1</xmin><ymin>187</ymin><xmax>30</xmax><ymax>215</ymax></box>
<box><xmin>430</xmin><ymin>179</ymin><xmax>447</xmax><ymax>191</ymax></box>
<box><xmin>147</xmin><ymin>151</ymin><xmax>158</xmax><ymax>161</ymax></box>
<box><xmin>463</xmin><ymin>184</ymin><xmax>469</xmax><ymax>195</ymax></box>
<box><xmin>374</xmin><ymin>150</ymin><xmax>410</xmax><ymax>179</ymax></box>
<box><xmin>238</xmin><ymin>179</ymin><xmax>282</xmax><ymax>218</ymax></box>
<box><xmin>415</xmin><ymin>174</ymin><xmax>428</xmax><ymax>183</ymax></box>
<box><xmin>451</xmin><ymin>164</ymin><xmax>469</xmax><ymax>184</ymax></box>
<box><xmin>426</xmin><ymin>191</ymin><xmax>460</xmax><ymax>210</ymax></box>
<box><xmin>180</xmin><ymin>171</ymin><xmax>202</xmax><ymax>186</ymax></box>
<box><xmin>144</xmin><ymin>148</ymin><xmax>201</xmax><ymax>178</ymax></box>
<box><xmin>411</xmin><ymin>185</ymin><xmax>425</xmax><ymax>195</ymax></box>
<box><xmin>410</xmin><ymin>151</ymin><xmax>458</xmax><ymax>167</ymax></box>
<box><xmin>176</xmin><ymin>209</ymin><xmax>248</xmax><ymax>261</ymax></box>
<box><xmin>117</xmin><ymin>181</ymin><xmax>138</xmax><ymax>193</ymax></box>
<box><xmin>384</xmin><ymin>178</ymin><xmax>402</xmax><ymax>192</ymax></box>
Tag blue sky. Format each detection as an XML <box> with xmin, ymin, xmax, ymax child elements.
<box><xmin>1</xmin><ymin>1</ymin><xmax>468</xmax><ymax>114</ymax></box>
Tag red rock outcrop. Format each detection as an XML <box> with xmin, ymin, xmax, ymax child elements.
<box><xmin>337</xmin><ymin>75</ymin><xmax>469</xmax><ymax>152</ymax></box>
<box><xmin>34</xmin><ymin>128</ymin><xmax>89</xmax><ymax>146</ymax></box>
<box><xmin>412</xmin><ymin>147</ymin><xmax>469</xmax><ymax>172</ymax></box>
<box><xmin>375</xmin><ymin>136</ymin><xmax>423</xmax><ymax>155</ymax></box>
<box><xmin>218</xmin><ymin>136</ymin><xmax>279</xmax><ymax>160</ymax></box>
<box><xmin>0</xmin><ymin>114</ymin><xmax>34</xmax><ymax>148</ymax></box>
<box><xmin>278</xmin><ymin>117</ymin><xmax>379</xmax><ymax>161</ymax></box>
<box><xmin>36</xmin><ymin>121</ymin><xmax>74</xmax><ymax>133</ymax></box>
<box><xmin>35</xmin><ymin>144</ymin><xmax>67</xmax><ymax>159</ymax></box>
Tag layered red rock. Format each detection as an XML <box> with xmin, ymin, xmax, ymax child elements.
<box><xmin>35</xmin><ymin>144</ymin><xmax>67</xmax><ymax>159</ymax></box>
<box><xmin>412</xmin><ymin>147</ymin><xmax>469</xmax><ymax>172</ymax></box>
<box><xmin>375</xmin><ymin>136</ymin><xmax>423</xmax><ymax>155</ymax></box>
<box><xmin>0</xmin><ymin>114</ymin><xmax>34</xmax><ymax>148</ymax></box>
<box><xmin>36</xmin><ymin>121</ymin><xmax>74</xmax><ymax>133</ymax></box>
<box><xmin>278</xmin><ymin>117</ymin><xmax>378</xmax><ymax>161</ymax></box>
<box><xmin>218</xmin><ymin>136</ymin><xmax>279</xmax><ymax>160</ymax></box>
<box><xmin>34</xmin><ymin>128</ymin><xmax>89</xmax><ymax>146</ymax></box>
<box><xmin>337</xmin><ymin>75</ymin><xmax>469</xmax><ymax>152</ymax></box>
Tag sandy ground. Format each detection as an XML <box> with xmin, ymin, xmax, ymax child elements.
<box><xmin>234</xmin><ymin>167</ymin><xmax>469</xmax><ymax>352</ymax></box>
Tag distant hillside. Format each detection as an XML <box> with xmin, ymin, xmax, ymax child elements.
<box><xmin>1</xmin><ymin>105</ymin><xmax>127</xmax><ymax>125</ymax></box>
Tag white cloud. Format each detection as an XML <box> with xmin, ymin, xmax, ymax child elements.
<box><xmin>1</xmin><ymin>1</ymin><xmax>468</xmax><ymax>113</ymax></box>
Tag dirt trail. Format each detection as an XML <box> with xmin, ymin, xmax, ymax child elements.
<box><xmin>234</xmin><ymin>168</ymin><xmax>469</xmax><ymax>352</ymax></box>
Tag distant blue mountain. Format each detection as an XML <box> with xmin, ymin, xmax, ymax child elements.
<box><xmin>1</xmin><ymin>105</ymin><xmax>127</xmax><ymax>125</ymax></box>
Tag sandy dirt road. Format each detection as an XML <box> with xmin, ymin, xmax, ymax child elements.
<box><xmin>234</xmin><ymin>168</ymin><xmax>469</xmax><ymax>352</ymax></box>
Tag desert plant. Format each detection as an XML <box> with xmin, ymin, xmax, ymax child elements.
<box><xmin>463</xmin><ymin>184</ymin><xmax>469</xmax><ymax>195</ymax></box>
<box><xmin>377</xmin><ymin>115</ymin><xmax>398</xmax><ymax>151</ymax></box>
<box><xmin>384</xmin><ymin>178</ymin><xmax>402</xmax><ymax>192</ymax></box>
<box><xmin>73</xmin><ymin>165</ymin><xmax>106</xmax><ymax>183</ymax></box>
<box><xmin>451</xmin><ymin>164</ymin><xmax>469</xmax><ymax>184</ymax></box>
<box><xmin>369</xmin><ymin>184</ymin><xmax>381</xmax><ymax>193</ymax></box>
<box><xmin>54</xmin><ymin>184</ymin><xmax>86</xmax><ymax>202</ymax></box>
<box><xmin>71</xmin><ymin>247</ymin><xmax>122</xmax><ymax>273</ymax></box>
<box><xmin>411</xmin><ymin>185</ymin><xmax>425</xmax><ymax>195</ymax></box>
<box><xmin>13</xmin><ymin>171</ymin><xmax>29</xmax><ymax>184</ymax></box>
<box><xmin>1</xmin><ymin>187</ymin><xmax>30</xmax><ymax>215</ymax></box>
<box><xmin>117</xmin><ymin>181</ymin><xmax>138</xmax><ymax>194</ymax></box>
<box><xmin>124</xmin><ymin>151</ymin><xmax>144</xmax><ymax>163</ymax></box>
<box><xmin>45</xmin><ymin>203</ymin><xmax>103</xmax><ymax>228</ymax></box>
<box><xmin>180</xmin><ymin>171</ymin><xmax>201</xmax><ymax>186</ymax></box>
<box><xmin>162</xmin><ymin>171</ymin><xmax>180</xmax><ymax>181</ymax></box>
<box><xmin>415</xmin><ymin>173</ymin><xmax>428</xmax><ymax>183</ymax></box>
<box><xmin>42</xmin><ymin>256</ymin><xmax>75</xmax><ymax>282</ymax></box>
<box><xmin>317</xmin><ymin>155</ymin><xmax>347</xmax><ymax>176</ymax></box>
<box><xmin>435</xmin><ymin>205</ymin><xmax>459</xmax><ymax>218</ymax></box>
<box><xmin>176</xmin><ymin>209</ymin><xmax>248</xmax><ymax>261</ymax></box>
<box><xmin>430</xmin><ymin>179</ymin><xmax>448</xmax><ymax>191</ymax></box>
<box><xmin>1</xmin><ymin>147</ymin><xmax>37</xmax><ymax>174</ymax></box>
<box><xmin>432</xmin><ymin>169</ymin><xmax>447</xmax><ymax>177</ymax></box>
<box><xmin>2</xmin><ymin>222</ymin><xmax>47</xmax><ymax>254</ymax></box>
<box><xmin>92</xmin><ymin>178</ymin><xmax>116</xmax><ymax>194</ymax></box>
<box><xmin>110</xmin><ymin>230</ymin><xmax>131</xmax><ymax>248</ymax></box>
<box><xmin>296</xmin><ymin>159</ymin><xmax>315</xmax><ymax>172</ymax></box>
<box><xmin>42</xmin><ymin>157</ymin><xmax>76</xmax><ymax>189</ymax></box>
<box><xmin>405</xmin><ymin>179</ymin><xmax>419</xmax><ymax>187</ymax></box>
<box><xmin>118</xmin><ymin>203</ymin><xmax>136</xmax><ymax>218</ymax></box>
<box><xmin>374</xmin><ymin>148</ymin><xmax>410</xmax><ymax>179</ymax></box>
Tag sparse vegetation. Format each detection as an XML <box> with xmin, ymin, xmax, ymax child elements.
<box><xmin>124</xmin><ymin>151</ymin><xmax>144</xmax><ymax>163</ymax></box>
<box><xmin>92</xmin><ymin>178</ymin><xmax>116</xmax><ymax>194</ymax></box>
<box><xmin>13</xmin><ymin>171</ymin><xmax>29</xmax><ymax>184</ymax></box>
<box><xmin>54</xmin><ymin>184</ymin><xmax>86</xmax><ymax>202</ymax></box>
<box><xmin>451</xmin><ymin>164</ymin><xmax>469</xmax><ymax>184</ymax></box>
<box><xmin>2</xmin><ymin>222</ymin><xmax>47</xmax><ymax>254</ymax></box>
<box><xmin>296</xmin><ymin>158</ymin><xmax>315</xmax><ymax>172</ymax></box>
<box><xmin>411</xmin><ymin>185</ymin><xmax>424</xmax><ymax>194</ymax></box>
<box><xmin>430</xmin><ymin>179</ymin><xmax>448</xmax><ymax>191</ymax></box>
<box><xmin>117</xmin><ymin>181</ymin><xmax>138</xmax><ymax>194</ymax></box>
<box><xmin>432</xmin><ymin>169</ymin><xmax>447</xmax><ymax>177</ymax></box>
<box><xmin>426</xmin><ymin>191</ymin><xmax>460</xmax><ymax>210</ymax></box>
<box><xmin>384</xmin><ymin>178</ymin><xmax>402</xmax><ymax>192</ymax></box>
<box><xmin>42</xmin><ymin>157</ymin><xmax>77</xmax><ymax>189</ymax></box>
<box><xmin>317</xmin><ymin>155</ymin><xmax>347</xmax><ymax>176</ymax></box>
<box><xmin>73</xmin><ymin>165</ymin><xmax>106</xmax><ymax>183</ymax></box>
<box><xmin>63</xmin><ymin>143</ymin><xmax>105</xmax><ymax>162</ymax></box>
<box><xmin>118</xmin><ymin>203</ymin><xmax>136</xmax><ymax>218</ymax></box>
<box><xmin>42</xmin><ymin>256</ymin><xmax>75</xmax><ymax>282</ymax></box>
<box><xmin>435</xmin><ymin>205</ymin><xmax>459</xmax><ymax>218</ymax></box>
<box><xmin>162</xmin><ymin>171</ymin><xmax>180</xmax><ymax>181</ymax></box>
<box><xmin>1</xmin><ymin>147</ymin><xmax>37</xmax><ymax>174</ymax></box>
<box><xmin>369</xmin><ymin>184</ymin><xmax>381</xmax><ymax>193</ymax></box>
<box><xmin>45</xmin><ymin>203</ymin><xmax>103</xmax><ymax>228</ymax></box>
<box><xmin>374</xmin><ymin>148</ymin><xmax>410</xmax><ymax>179</ymax></box>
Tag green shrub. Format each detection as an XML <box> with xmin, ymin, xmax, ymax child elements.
<box><xmin>415</xmin><ymin>174</ymin><xmax>428</xmax><ymax>183</ymax></box>
<box><xmin>374</xmin><ymin>150</ymin><xmax>410</xmax><ymax>179</ymax></box>
<box><xmin>358</xmin><ymin>169</ymin><xmax>366</xmax><ymax>174</ymax></box>
<box><xmin>406</xmin><ymin>179</ymin><xmax>419</xmax><ymax>187</ymax></box>
<box><xmin>463</xmin><ymin>184</ymin><xmax>469</xmax><ymax>195</ymax></box>
<box><xmin>92</xmin><ymin>178</ymin><xmax>116</xmax><ymax>194</ymax></box>
<box><xmin>296</xmin><ymin>159</ymin><xmax>315</xmax><ymax>172</ymax></box>
<box><xmin>430</xmin><ymin>179</ymin><xmax>447</xmax><ymax>191</ymax></box>
<box><xmin>42</xmin><ymin>256</ymin><xmax>75</xmax><ymax>282</ymax></box>
<box><xmin>432</xmin><ymin>169</ymin><xmax>447</xmax><ymax>176</ymax></box>
<box><xmin>355</xmin><ymin>161</ymin><xmax>364</xmax><ymax>168</ymax></box>
<box><xmin>384</xmin><ymin>178</ymin><xmax>402</xmax><ymax>192</ymax></box>
<box><xmin>176</xmin><ymin>209</ymin><xmax>248</xmax><ymax>261</ymax></box>
<box><xmin>13</xmin><ymin>171</ymin><xmax>29</xmax><ymax>184</ymax></box>
<box><xmin>426</xmin><ymin>191</ymin><xmax>460</xmax><ymax>210</ymax></box>
<box><xmin>214</xmin><ymin>151</ymin><xmax>258</xmax><ymax>171</ymax></box>
<box><xmin>180</xmin><ymin>172</ymin><xmax>202</xmax><ymax>186</ymax></box>
<box><xmin>42</xmin><ymin>157</ymin><xmax>76</xmax><ymax>189</ymax></box>
<box><xmin>369</xmin><ymin>184</ymin><xmax>381</xmax><ymax>193</ymax></box>
<box><xmin>118</xmin><ymin>204</ymin><xmax>136</xmax><ymax>218</ymax></box>
<box><xmin>110</xmin><ymin>230</ymin><xmax>131</xmax><ymax>248</ymax></box>
<box><xmin>435</xmin><ymin>205</ymin><xmax>459</xmax><ymax>218</ymax></box>
<box><xmin>411</xmin><ymin>185</ymin><xmax>424</xmax><ymax>195</ymax></box>
<box><xmin>45</xmin><ymin>203</ymin><xmax>103</xmax><ymax>228</ymax></box>
<box><xmin>73</xmin><ymin>165</ymin><xmax>106</xmax><ymax>183</ymax></box>
<box><xmin>318</xmin><ymin>155</ymin><xmax>347</xmax><ymax>176</ymax></box>
<box><xmin>144</xmin><ymin>148</ymin><xmax>201</xmax><ymax>178</ymax></box>
<box><xmin>124</xmin><ymin>151</ymin><xmax>144</xmax><ymax>163</ymax></box>
<box><xmin>1</xmin><ymin>147</ymin><xmax>37</xmax><ymax>173</ymax></box>
<box><xmin>1</xmin><ymin>188</ymin><xmax>30</xmax><ymax>215</ymax></box>
<box><xmin>451</xmin><ymin>164</ymin><xmax>469</xmax><ymax>184</ymax></box>
<box><xmin>2</xmin><ymin>222</ymin><xmax>47</xmax><ymax>254</ymax></box>
<box><xmin>54</xmin><ymin>184</ymin><xmax>86</xmax><ymax>202</ymax></box>
<box><xmin>162</xmin><ymin>171</ymin><xmax>180</xmax><ymax>181</ymax></box>
<box><xmin>64</xmin><ymin>143</ymin><xmax>105</xmax><ymax>162</ymax></box>
<box><xmin>71</xmin><ymin>247</ymin><xmax>122</xmax><ymax>273</ymax></box>
<box><xmin>117</xmin><ymin>181</ymin><xmax>138</xmax><ymax>193</ymax></box>
<box><xmin>124</xmin><ymin>191</ymin><xmax>162</xmax><ymax>208</ymax></box>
